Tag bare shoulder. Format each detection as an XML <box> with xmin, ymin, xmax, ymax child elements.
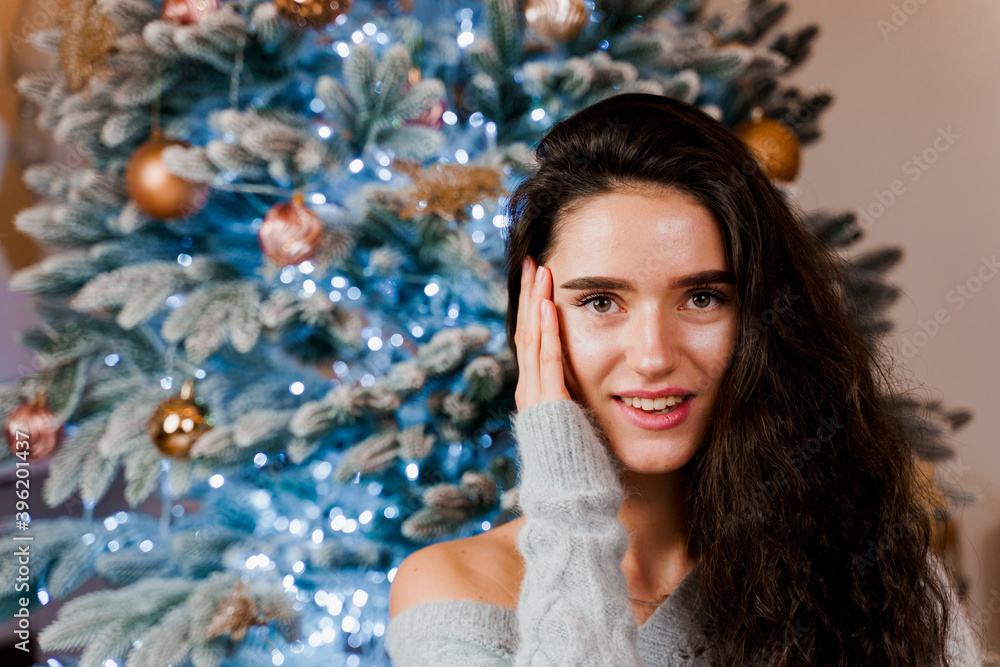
<box><xmin>389</xmin><ymin>517</ymin><xmax>526</xmax><ymax>620</ymax></box>
<box><xmin>389</xmin><ymin>540</ymin><xmax>467</xmax><ymax>619</ymax></box>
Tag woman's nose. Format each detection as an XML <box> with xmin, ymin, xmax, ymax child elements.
<box><xmin>623</xmin><ymin>307</ymin><xmax>681</xmax><ymax>377</ymax></box>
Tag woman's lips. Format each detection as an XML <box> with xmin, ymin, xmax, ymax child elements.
<box><xmin>613</xmin><ymin>395</ymin><xmax>694</xmax><ymax>431</ymax></box>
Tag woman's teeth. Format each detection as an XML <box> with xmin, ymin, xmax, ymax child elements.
<box><xmin>619</xmin><ymin>395</ymin><xmax>688</xmax><ymax>414</ymax></box>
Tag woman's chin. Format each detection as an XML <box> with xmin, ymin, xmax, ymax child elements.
<box><xmin>610</xmin><ymin>442</ymin><xmax>698</xmax><ymax>476</ymax></box>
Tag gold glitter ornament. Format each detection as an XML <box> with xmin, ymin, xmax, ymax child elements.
<box><xmin>523</xmin><ymin>0</ymin><xmax>589</xmax><ymax>43</ymax></box>
<box><xmin>273</xmin><ymin>0</ymin><xmax>354</xmax><ymax>29</ymax></box>
<box><xmin>58</xmin><ymin>0</ymin><xmax>118</xmax><ymax>93</ymax></box>
<box><xmin>732</xmin><ymin>111</ymin><xmax>801</xmax><ymax>182</ymax></box>
<box><xmin>148</xmin><ymin>379</ymin><xmax>212</xmax><ymax>460</ymax></box>
<box><xmin>391</xmin><ymin>160</ymin><xmax>507</xmax><ymax>223</ymax></box>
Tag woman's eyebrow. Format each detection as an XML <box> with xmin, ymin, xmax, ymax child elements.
<box><xmin>559</xmin><ymin>270</ymin><xmax>735</xmax><ymax>291</ymax></box>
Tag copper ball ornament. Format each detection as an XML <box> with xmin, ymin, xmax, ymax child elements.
<box><xmin>523</xmin><ymin>0</ymin><xmax>589</xmax><ymax>43</ymax></box>
<box><xmin>258</xmin><ymin>194</ymin><xmax>325</xmax><ymax>266</ymax></box>
<box><xmin>148</xmin><ymin>379</ymin><xmax>212</xmax><ymax>460</ymax></box>
<box><xmin>162</xmin><ymin>0</ymin><xmax>222</xmax><ymax>25</ymax></box>
<box><xmin>273</xmin><ymin>0</ymin><xmax>353</xmax><ymax>29</ymax></box>
<box><xmin>733</xmin><ymin>115</ymin><xmax>801</xmax><ymax>182</ymax></box>
<box><xmin>126</xmin><ymin>135</ymin><xmax>210</xmax><ymax>221</ymax></box>
<box><xmin>4</xmin><ymin>397</ymin><xmax>64</xmax><ymax>462</ymax></box>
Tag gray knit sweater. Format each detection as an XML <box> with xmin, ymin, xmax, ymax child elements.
<box><xmin>386</xmin><ymin>399</ymin><xmax>986</xmax><ymax>666</ymax></box>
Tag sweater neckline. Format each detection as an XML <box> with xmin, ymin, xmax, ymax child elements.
<box><xmin>389</xmin><ymin>558</ymin><xmax>703</xmax><ymax>635</ymax></box>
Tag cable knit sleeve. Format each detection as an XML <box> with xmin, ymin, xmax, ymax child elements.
<box><xmin>511</xmin><ymin>399</ymin><xmax>645</xmax><ymax>667</ymax></box>
<box><xmin>386</xmin><ymin>399</ymin><xmax>647</xmax><ymax>667</ymax></box>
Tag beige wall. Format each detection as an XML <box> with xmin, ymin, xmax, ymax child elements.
<box><xmin>705</xmin><ymin>0</ymin><xmax>1000</xmax><ymax>650</ymax></box>
<box><xmin>2</xmin><ymin>0</ymin><xmax>998</xmax><ymax>653</ymax></box>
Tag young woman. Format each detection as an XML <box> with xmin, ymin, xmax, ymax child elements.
<box><xmin>387</xmin><ymin>93</ymin><xmax>986</xmax><ymax>665</ymax></box>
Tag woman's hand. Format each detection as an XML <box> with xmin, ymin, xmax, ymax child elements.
<box><xmin>514</xmin><ymin>256</ymin><xmax>572</xmax><ymax>411</ymax></box>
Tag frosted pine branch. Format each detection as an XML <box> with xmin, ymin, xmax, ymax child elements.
<box><xmin>316</xmin><ymin>43</ymin><xmax>446</xmax><ymax>160</ymax></box>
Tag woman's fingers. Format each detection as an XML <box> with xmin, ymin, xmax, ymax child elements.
<box><xmin>515</xmin><ymin>258</ymin><xmax>570</xmax><ymax>408</ymax></box>
<box><xmin>526</xmin><ymin>262</ymin><xmax>543</xmax><ymax>361</ymax></box>
<box><xmin>515</xmin><ymin>257</ymin><xmax>538</xmax><ymax>408</ymax></box>
<box><xmin>517</xmin><ymin>259</ymin><xmax>535</xmax><ymax>349</ymax></box>
<box><xmin>539</xmin><ymin>298</ymin><xmax>571</xmax><ymax>402</ymax></box>
<box><xmin>525</xmin><ymin>263</ymin><xmax>547</xmax><ymax>404</ymax></box>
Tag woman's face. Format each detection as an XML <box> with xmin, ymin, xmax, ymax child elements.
<box><xmin>542</xmin><ymin>186</ymin><xmax>739</xmax><ymax>474</ymax></box>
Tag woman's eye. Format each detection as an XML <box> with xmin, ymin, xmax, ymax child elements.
<box><xmin>687</xmin><ymin>289</ymin><xmax>728</xmax><ymax>310</ymax></box>
<box><xmin>588</xmin><ymin>297</ymin><xmax>616</xmax><ymax>314</ymax></box>
<box><xmin>573</xmin><ymin>293</ymin><xmax>620</xmax><ymax>314</ymax></box>
<box><xmin>691</xmin><ymin>292</ymin><xmax>715</xmax><ymax>309</ymax></box>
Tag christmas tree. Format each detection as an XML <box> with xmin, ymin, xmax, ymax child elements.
<box><xmin>1</xmin><ymin>0</ymin><xmax>977</xmax><ymax>665</ymax></box>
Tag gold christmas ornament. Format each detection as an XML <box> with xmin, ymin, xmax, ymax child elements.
<box><xmin>523</xmin><ymin>0</ymin><xmax>589</xmax><ymax>43</ymax></box>
<box><xmin>148</xmin><ymin>379</ymin><xmax>212</xmax><ymax>459</ymax></box>
<box><xmin>162</xmin><ymin>0</ymin><xmax>222</xmax><ymax>25</ymax></box>
<box><xmin>273</xmin><ymin>0</ymin><xmax>354</xmax><ymax>29</ymax></box>
<box><xmin>126</xmin><ymin>133</ymin><xmax>210</xmax><ymax>220</ymax></box>
<box><xmin>4</xmin><ymin>395</ymin><xmax>64</xmax><ymax>462</ymax></box>
<box><xmin>391</xmin><ymin>160</ymin><xmax>507</xmax><ymax>223</ymax></box>
<box><xmin>258</xmin><ymin>193</ymin><xmax>326</xmax><ymax>266</ymax></box>
<box><xmin>58</xmin><ymin>0</ymin><xmax>118</xmax><ymax>92</ymax></box>
<box><xmin>732</xmin><ymin>112</ymin><xmax>801</xmax><ymax>182</ymax></box>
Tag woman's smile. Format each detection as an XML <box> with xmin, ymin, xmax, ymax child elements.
<box><xmin>613</xmin><ymin>393</ymin><xmax>695</xmax><ymax>430</ymax></box>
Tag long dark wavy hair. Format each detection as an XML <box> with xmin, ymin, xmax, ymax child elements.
<box><xmin>502</xmin><ymin>92</ymin><xmax>977</xmax><ymax>665</ymax></box>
